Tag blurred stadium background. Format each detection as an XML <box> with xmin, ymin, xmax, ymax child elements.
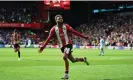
<box><xmin>0</xmin><ymin>1</ymin><xmax>133</xmax><ymax>80</ymax></box>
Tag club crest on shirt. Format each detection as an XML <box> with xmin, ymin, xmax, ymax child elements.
<box><xmin>60</xmin><ymin>33</ymin><xmax>64</xmax><ymax>37</ymax></box>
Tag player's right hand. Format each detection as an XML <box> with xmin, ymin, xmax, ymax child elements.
<box><xmin>38</xmin><ymin>47</ymin><xmax>44</xmax><ymax>54</ymax></box>
<box><xmin>38</xmin><ymin>50</ymin><xmax>42</xmax><ymax>54</ymax></box>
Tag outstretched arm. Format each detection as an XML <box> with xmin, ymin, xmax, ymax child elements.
<box><xmin>18</xmin><ymin>34</ymin><xmax>21</xmax><ymax>44</ymax></box>
<box><xmin>11</xmin><ymin>34</ymin><xmax>13</xmax><ymax>45</ymax></box>
<box><xmin>39</xmin><ymin>28</ymin><xmax>54</xmax><ymax>53</ymax></box>
<box><xmin>67</xmin><ymin>24</ymin><xmax>88</xmax><ymax>39</ymax></box>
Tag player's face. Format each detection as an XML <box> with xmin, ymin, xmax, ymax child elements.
<box><xmin>56</xmin><ymin>16</ymin><xmax>63</xmax><ymax>25</ymax></box>
<box><xmin>15</xmin><ymin>32</ymin><xmax>17</xmax><ymax>34</ymax></box>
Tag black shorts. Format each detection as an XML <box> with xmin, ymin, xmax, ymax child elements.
<box><xmin>61</xmin><ymin>44</ymin><xmax>73</xmax><ymax>54</ymax></box>
<box><xmin>14</xmin><ymin>44</ymin><xmax>20</xmax><ymax>49</ymax></box>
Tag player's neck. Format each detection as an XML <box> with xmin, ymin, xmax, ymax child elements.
<box><xmin>57</xmin><ymin>24</ymin><xmax>63</xmax><ymax>28</ymax></box>
<box><xmin>13</xmin><ymin>33</ymin><xmax>16</xmax><ymax>35</ymax></box>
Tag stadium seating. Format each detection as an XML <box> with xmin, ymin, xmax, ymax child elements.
<box><xmin>72</xmin><ymin>14</ymin><xmax>133</xmax><ymax>47</ymax></box>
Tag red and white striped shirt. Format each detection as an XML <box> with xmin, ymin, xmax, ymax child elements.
<box><xmin>41</xmin><ymin>24</ymin><xmax>88</xmax><ymax>49</ymax></box>
<box><xmin>12</xmin><ymin>33</ymin><xmax>21</xmax><ymax>44</ymax></box>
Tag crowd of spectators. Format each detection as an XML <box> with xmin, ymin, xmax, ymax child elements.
<box><xmin>0</xmin><ymin>5</ymin><xmax>133</xmax><ymax>47</ymax></box>
<box><xmin>72</xmin><ymin>13</ymin><xmax>133</xmax><ymax>47</ymax></box>
<box><xmin>0</xmin><ymin>2</ymin><xmax>41</xmax><ymax>23</ymax></box>
<box><xmin>0</xmin><ymin>2</ymin><xmax>43</xmax><ymax>46</ymax></box>
<box><xmin>0</xmin><ymin>29</ymin><xmax>41</xmax><ymax>45</ymax></box>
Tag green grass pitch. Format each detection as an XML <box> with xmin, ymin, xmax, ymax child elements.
<box><xmin>0</xmin><ymin>48</ymin><xmax>133</xmax><ymax>80</ymax></box>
